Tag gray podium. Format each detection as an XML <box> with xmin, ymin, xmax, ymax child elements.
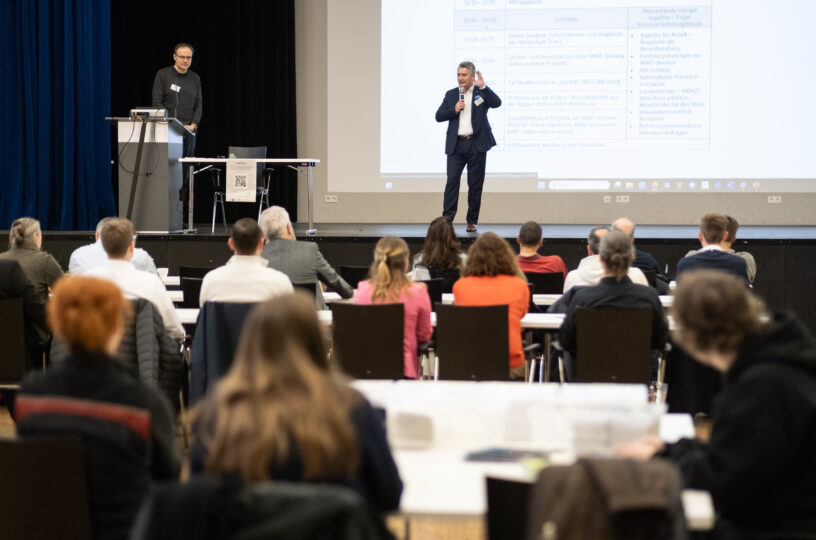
<box><xmin>108</xmin><ymin>116</ymin><xmax>190</xmax><ymax>232</ymax></box>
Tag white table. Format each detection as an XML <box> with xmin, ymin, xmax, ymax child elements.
<box><xmin>169</xmin><ymin>290</ymin><xmax>184</xmax><ymax>303</ymax></box>
<box><xmin>179</xmin><ymin>157</ymin><xmax>321</xmax><ymax>234</ymax></box>
<box><xmin>325</xmin><ymin>291</ymin><xmax>673</xmax><ymax>308</ymax></box>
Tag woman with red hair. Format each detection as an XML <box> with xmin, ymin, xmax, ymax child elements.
<box><xmin>15</xmin><ymin>276</ymin><xmax>180</xmax><ymax>540</ymax></box>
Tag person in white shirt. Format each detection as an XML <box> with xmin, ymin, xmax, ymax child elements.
<box><xmin>85</xmin><ymin>218</ymin><xmax>185</xmax><ymax>340</ymax></box>
<box><xmin>563</xmin><ymin>226</ymin><xmax>649</xmax><ymax>292</ymax></box>
<box><xmin>199</xmin><ymin>218</ymin><xmax>293</xmax><ymax>306</ymax></box>
<box><xmin>69</xmin><ymin>217</ymin><xmax>158</xmax><ymax>275</ymax></box>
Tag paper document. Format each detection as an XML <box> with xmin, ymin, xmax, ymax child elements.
<box><xmin>225</xmin><ymin>160</ymin><xmax>256</xmax><ymax>202</ymax></box>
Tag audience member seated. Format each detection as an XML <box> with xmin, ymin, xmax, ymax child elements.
<box><xmin>515</xmin><ymin>220</ymin><xmax>567</xmax><ymax>277</ymax></box>
<box><xmin>563</xmin><ymin>226</ymin><xmax>648</xmax><ymax>292</ymax></box>
<box><xmin>355</xmin><ymin>236</ymin><xmax>432</xmax><ymax>379</ymax></box>
<box><xmin>0</xmin><ymin>259</ymin><xmax>47</xmax><ymax>382</ymax></box>
<box><xmin>410</xmin><ymin>216</ymin><xmax>466</xmax><ymax>293</ymax></box>
<box><xmin>259</xmin><ymin>206</ymin><xmax>353</xmax><ymax>308</ymax></box>
<box><xmin>453</xmin><ymin>232</ymin><xmax>529</xmax><ymax>380</ymax></box>
<box><xmin>69</xmin><ymin>217</ymin><xmax>158</xmax><ymax>275</ymax></box>
<box><xmin>611</xmin><ymin>217</ymin><xmax>662</xmax><ymax>276</ymax></box>
<box><xmin>0</xmin><ymin>217</ymin><xmax>63</xmax><ymax>302</ymax></box>
<box><xmin>85</xmin><ymin>218</ymin><xmax>184</xmax><ymax>340</ymax></box>
<box><xmin>676</xmin><ymin>213</ymin><xmax>748</xmax><ymax>283</ymax></box>
<box><xmin>684</xmin><ymin>214</ymin><xmax>756</xmax><ymax>284</ymax></box>
<box><xmin>15</xmin><ymin>276</ymin><xmax>180</xmax><ymax>540</ymax></box>
<box><xmin>616</xmin><ymin>270</ymin><xmax>816</xmax><ymax>537</ymax></box>
<box><xmin>199</xmin><ymin>218</ymin><xmax>293</xmax><ymax>306</ymax></box>
<box><xmin>557</xmin><ymin>229</ymin><xmax>668</xmax><ymax>381</ymax></box>
<box><xmin>191</xmin><ymin>293</ymin><xmax>403</xmax><ymax>512</ymax></box>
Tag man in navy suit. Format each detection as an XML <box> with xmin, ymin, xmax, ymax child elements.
<box><xmin>677</xmin><ymin>213</ymin><xmax>749</xmax><ymax>282</ymax></box>
<box><xmin>435</xmin><ymin>61</ymin><xmax>501</xmax><ymax>232</ymax></box>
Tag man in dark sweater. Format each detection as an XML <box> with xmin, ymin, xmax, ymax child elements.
<box><xmin>152</xmin><ymin>42</ymin><xmax>203</xmax><ymax>206</ymax></box>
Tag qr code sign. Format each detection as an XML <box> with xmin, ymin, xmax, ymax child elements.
<box><xmin>234</xmin><ymin>174</ymin><xmax>247</xmax><ymax>188</ymax></box>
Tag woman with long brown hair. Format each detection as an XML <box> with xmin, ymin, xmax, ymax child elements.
<box><xmin>192</xmin><ymin>292</ymin><xmax>402</xmax><ymax>511</ymax></box>
<box><xmin>355</xmin><ymin>236</ymin><xmax>433</xmax><ymax>379</ymax></box>
<box><xmin>411</xmin><ymin>216</ymin><xmax>465</xmax><ymax>293</ymax></box>
<box><xmin>453</xmin><ymin>232</ymin><xmax>529</xmax><ymax>379</ymax></box>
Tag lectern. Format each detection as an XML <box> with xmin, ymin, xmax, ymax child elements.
<box><xmin>107</xmin><ymin>115</ymin><xmax>191</xmax><ymax>232</ymax></box>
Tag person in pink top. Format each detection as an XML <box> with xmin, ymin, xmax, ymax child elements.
<box><xmin>354</xmin><ymin>237</ymin><xmax>433</xmax><ymax>379</ymax></box>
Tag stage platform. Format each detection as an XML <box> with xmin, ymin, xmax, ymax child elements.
<box><xmin>16</xmin><ymin>222</ymin><xmax>816</xmax><ymax>331</ymax></box>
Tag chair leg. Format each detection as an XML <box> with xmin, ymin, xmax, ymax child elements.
<box><xmin>220</xmin><ymin>198</ymin><xmax>227</xmax><ymax>232</ymax></box>
<box><xmin>558</xmin><ymin>355</ymin><xmax>566</xmax><ymax>384</ymax></box>
<box><xmin>211</xmin><ymin>193</ymin><xmax>218</xmax><ymax>233</ymax></box>
<box><xmin>527</xmin><ymin>358</ymin><xmax>536</xmax><ymax>383</ymax></box>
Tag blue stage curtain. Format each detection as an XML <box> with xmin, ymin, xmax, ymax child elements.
<box><xmin>0</xmin><ymin>0</ymin><xmax>115</xmax><ymax>230</ymax></box>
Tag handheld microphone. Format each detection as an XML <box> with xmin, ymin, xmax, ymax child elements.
<box><xmin>459</xmin><ymin>86</ymin><xmax>465</xmax><ymax>101</ymax></box>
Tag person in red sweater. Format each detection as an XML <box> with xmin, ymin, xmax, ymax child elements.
<box><xmin>453</xmin><ymin>232</ymin><xmax>530</xmax><ymax>379</ymax></box>
<box><xmin>515</xmin><ymin>221</ymin><xmax>567</xmax><ymax>277</ymax></box>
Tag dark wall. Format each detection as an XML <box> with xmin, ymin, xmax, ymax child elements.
<box><xmin>109</xmin><ymin>0</ymin><xmax>298</xmax><ymax>223</ymax></box>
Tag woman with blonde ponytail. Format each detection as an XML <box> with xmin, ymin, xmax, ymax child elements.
<box><xmin>0</xmin><ymin>217</ymin><xmax>63</xmax><ymax>301</ymax></box>
<box><xmin>354</xmin><ymin>236</ymin><xmax>433</xmax><ymax>378</ymax></box>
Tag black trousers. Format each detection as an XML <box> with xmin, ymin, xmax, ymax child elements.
<box><xmin>443</xmin><ymin>137</ymin><xmax>486</xmax><ymax>225</ymax></box>
<box><xmin>180</xmin><ymin>133</ymin><xmax>196</xmax><ymax>216</ymax></box>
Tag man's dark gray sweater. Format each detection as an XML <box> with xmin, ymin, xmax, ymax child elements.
<box><xmin>151</xmin><ymin>66</ymin><xmax>202</xmax><ymax>126</ymax></box>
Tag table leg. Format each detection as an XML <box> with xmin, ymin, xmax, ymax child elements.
<box><xmin>187</xmin><ymin>164</ymin><xmax>195</xmax><ymax>232</ymax></box>
<box><xmin>306</xmin><ymin>164</ymin><xmax>316</xmax><ymax>235</ymax></box>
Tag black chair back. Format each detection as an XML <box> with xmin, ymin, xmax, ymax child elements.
<box><xmin>339</xmin><ymin>265</ymin><xmax>370</xmax><ymax>288</ymax></box>
<box><xmin>179</xmin><ymin>266</ymin><xmax>213</xmax><ymax>279</ymax></box>
<box><xmin>524</xmin><ymin>272</ymin><xmax>564</xmax><ymax>294</ymax></box>
<box><xmin>228</xmin><ymin>145</ymin><xmax>267</xmax><ymax>184</ymax></box>
<box><xmin>487</xmin><ymin>477</ymin><xmax>534</xmax><ymax>540</ymax></box>
<box><xmin>330</xmin><ymin>303</ymin><xmax>404</xmax><ymax>379</ymax></box>
<box><xmin>0</xmin><ymin>437</ymin><xmax>92</xmax><ymax>540</ymax></box>
<box><xmin>641</xmin><ymin>269</ymin><xmax>657</xmax><ymax>287</ymax></box>
<box><xmin>417</xmin><ymin>278</ymin><xmax>443</xmax><ymax>305</ymax></box>
<box><xmin>575</xmin><ymin>307</ymin><xmax>652</xmax><ymax>384</ymax></box>
<box><xmin>0</xmin><ymin>298</ymin><xmax>26</xmax><ymax>385</ymax></box>
<box><xmin>435</xmin><ymin>304</ymin><xmax>509</xmax><ymax>381</ymax></box>
<box><xmin>292</xmin><ymin>282</ymin><xmax>318</xmax><ymax>299</ymax></box>
<box><xmin>180</xmin><ymin>277</ymin><xmax>204</xmax><ymax>308</ymax></box>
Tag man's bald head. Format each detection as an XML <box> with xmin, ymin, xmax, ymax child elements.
<box><xmin>611</xmin><ymin>217</ymin><xmax>635</xmax><ymax>238</ymax></box>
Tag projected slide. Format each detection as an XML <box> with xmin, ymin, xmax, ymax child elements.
<box><xmin>376</xmin><ymin>0</ymin><xmax>816</xmax><ymax>193</ymax></box>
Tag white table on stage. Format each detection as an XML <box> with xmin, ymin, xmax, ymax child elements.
<box><xmin>179</xmin><ymin>157</ymin><xmax>321</xmax><ymax>234</ymax></box>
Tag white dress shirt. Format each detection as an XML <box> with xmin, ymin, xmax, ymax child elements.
<box><xmin>457</xmin><ymin>85</ymin><xmax>474</xmax><ymax>136</ymax></box>
<box><xmin>69</xmin><ymin>240</ymin><xmax>158</xmax><ymax>275</ymax></box>
<box><xmin>85</xmin><ymin>259</ymin><xmax>185</xmax><ymax>340</ymax></box>
<box><xmin>563</xmin><ymin>255</ymin><xmax>649</xmax><ymax>292</ymax></box>
<box><xmin>199</xmin><ymin>255</ymin><xmax>294</xmax><ymax>306</ymax></box>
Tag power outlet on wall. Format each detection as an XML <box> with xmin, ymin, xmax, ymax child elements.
<box><xmin>616</xmin><ymin>195</ymin><xmax>630</xmax><ymax>203</ymax></box>
<box><xmin>767</xmin><ymin>195</ymin><xmax>782</xmax><ymax>204</ymax></box>
<box><xmin>324</xmin><ymin>195</ymin><xmax>338</xmax><ymax>203</ymax></box>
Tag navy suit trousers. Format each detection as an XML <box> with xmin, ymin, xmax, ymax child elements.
<box><xmin>443</xmin><ymin>138</ymin><xmax>485</xmax><ymax>225</ymax></box>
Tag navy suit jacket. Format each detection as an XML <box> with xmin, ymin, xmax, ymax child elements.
<box><xmin>435</xmin><ymin>85</ymin><xmax>501</xmax><ymax>155</ymax></box>
<box><xmin>677</xmin><ymin>250</ymin><xmax>749</xmax><ymax>282</ymax></box>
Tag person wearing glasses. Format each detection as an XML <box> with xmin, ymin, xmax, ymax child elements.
<box><xmin>152</xmin><ymin>42</ymin><xmax>203</xmax><ymax>210</ymax></box>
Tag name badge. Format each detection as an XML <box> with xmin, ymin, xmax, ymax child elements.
<box><xmin>474</xmin><ymin>96</ymin><xmax>484</xmax><ymax>106</ymax></box>
<box><xmin>170</xmin><ymin>84</ymin><xmax>181</xmax><ymax>92</ymax></box>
